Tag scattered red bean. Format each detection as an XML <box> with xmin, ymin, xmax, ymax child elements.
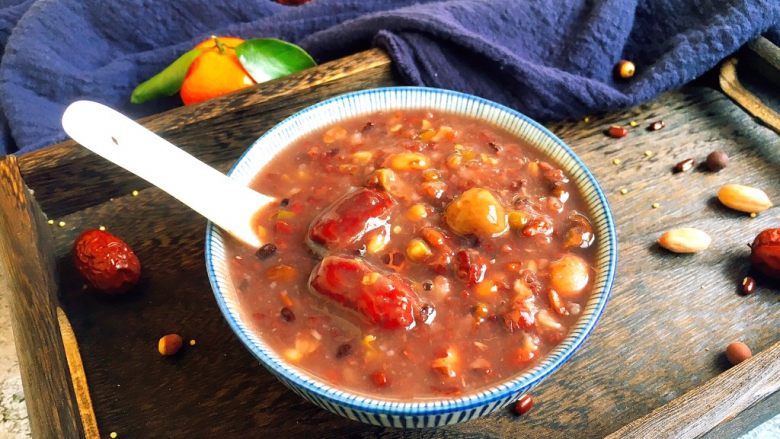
<box><xmin>607</xmin><ymin>126</ymin><xmax>628</xmax><ymax>138</ymax></box>
<box><xmin>673</xmin><ymin>158</ymin><xmax>695</xmax><ymax>173</ymax></box>
<box><xmin>280</xmin><ymin>307</ymin><xmax>295</xmax><ymax>322</ymax></box>
<box><xmin>514</xmin><ymin>394</ymin><xmax>534</xmax><ymax>415</ymax></box>
<box><xmin>256</xmin><ymin>243</ymin><xmax>278</xmax><ymax>260</ymax></box>
<box><xmin>335</xmin><ymin>343</ymin><xmax>352</xmax><ymax>358</ymax></box>
<box><xmin>706</xmin><ymin>150</ymin><xmax>729</xmax><ymax>171</ymax></box>
<box><xmin>741</xmin><ymin>276</ymin><xmax>755</xmax><ymax>295</ymax></box>
<box><xmin>371</xmin><ymin>371</ymin><xmax>388</xmax><ymax>387</ymax></box>
<box><xmin>647</xmin><ymin>120</ymin><xmax>665</xmax><ymax>131</ymax></box>
<box><xmin>725</xmin><ymin>341</ymin><xmax>752</xmax><ymax>366</ymax></box>
<box><xmin>615</xmin><ymin>60</ymin><xmax>635</xmax><ymax>79</ymax></box>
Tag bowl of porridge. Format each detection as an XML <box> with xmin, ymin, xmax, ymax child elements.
<box><xmin>205</xmin><ymin>87</ymin><xmax>617</xmax><ymax>427</ymax></box>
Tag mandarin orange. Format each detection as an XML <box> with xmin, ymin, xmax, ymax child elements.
<box><xmin>180</xmin><ymin>36</ymin><xmax>255</xmax><ymax>105</ymax></box>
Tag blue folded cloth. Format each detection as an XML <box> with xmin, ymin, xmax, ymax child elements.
<box><xmin>0</xmin><ymin>0</ymin><xmax>777</xmax><ymax>155</ymax></box>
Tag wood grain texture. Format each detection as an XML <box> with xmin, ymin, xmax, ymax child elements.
<box><xmin>58</xmin><ymin>307</ymin><xmax>100</xmax><ymax>439</ymax></box>
<box><xmin>0</xmin><ymin>156</ymin><xmax>83</xmax><ymax>438</ymax></box>
<box><xmin>701</xmin><ymin>390</ymin><xmax>780</xmax><ymax>439</ymax></box>
<box><xmin>747</xmin><ymin>37</ymin><xmax>780</xmax><ymax>83</ymax></box>
<box><xmin>606</xmin><ymin>340</ymin><xmax>780</xmax><ymax>439</ymax></box>
<box><xmin>719</xmin><ymin>58</ymin><xmax>780</xmax><ymax>134</ymax></box>
<box><xmin>10</xmin><ymin>49</ymin><xmax>780</xmax><ymax>438</ymax></box>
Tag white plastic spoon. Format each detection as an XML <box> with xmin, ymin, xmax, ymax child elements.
<box><xmin>61</xmin><ymin>100</ymin><xmax>274</xmax><ymax>248</ymax></box>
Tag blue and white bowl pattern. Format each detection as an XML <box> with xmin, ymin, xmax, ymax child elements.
<box><xmin>206</xmin><ymin>87</ymin><xmax>617</xmax><ymax>427</ymax></box>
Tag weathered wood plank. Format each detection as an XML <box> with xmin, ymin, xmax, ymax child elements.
<box><xmin>720</xmin><ymin>58</ymin><xmax>780</xmax><ymax>134</ymax></box>
<box><xmin>606</xmin><ymin>340</ymin><xmax>780</xmax><ymax>439</ymax></box>
<box><xmin>701</xmin><ymin>390</ymin><xmax>780</xmax><ymax>439</ymax></box>
<box><xmin>0</xmin><ymin>156</ymin><xmax>84</xmax><ymax>438</ymax></box>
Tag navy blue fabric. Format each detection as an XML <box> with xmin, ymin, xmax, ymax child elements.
<box><xmin>0</xmin><ymin>0</ymin><xmax>777</xmax><ymax>155</ymax></box>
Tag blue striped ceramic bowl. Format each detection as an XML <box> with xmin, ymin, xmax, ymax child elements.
<box><xmin>206</xmin><ymin>87</ymin><xmax>617</xmax><ymax>427</ymax></box>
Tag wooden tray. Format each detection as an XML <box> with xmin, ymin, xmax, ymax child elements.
<box><xmin>1</xmin><ymin>48</ymin><xmax>779</xmax><ymax>438</ymax></box>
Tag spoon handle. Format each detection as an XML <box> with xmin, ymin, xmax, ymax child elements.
<box><xmin>62</xmin><ymin>100</ymin><xmax>271</xmax><ymax>248</ymax></box>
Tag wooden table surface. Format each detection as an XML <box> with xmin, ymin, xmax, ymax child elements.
<box><xmin>8</xmin><ymin>49</ymin><xmax>780</xmax><ymax>438</ymax></box>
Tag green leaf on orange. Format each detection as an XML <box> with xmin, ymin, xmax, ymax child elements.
<box><xmin>130</xmin><ymin>48</ymin><xmax>202</xmax><ymax>104</ymax></box>
<box><xmin>235</xmin><ymin>38</ymin><xmax>316</xmax><ymax>83</ymax></box>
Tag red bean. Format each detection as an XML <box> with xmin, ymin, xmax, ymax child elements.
<box><xmin>673</xmin><ymin>158</ymin><xmax>695</xmax><ymax>173</ymax></box>
<box><xmin>371</xmin><ymin>371</ymin><xmax>388</xmax><ymax>387</ymax></box>
<box><xmin>741</xmin><ymin>276</ymin><xmax>755</xmax><ymax>295</ymax></box>
<box><xmin>647</xmin><ymin>120</ymin><xmax>665</xmax><ymax>131</ymax></box>
<box><xmin>280</xmin><ymin>307</ymin><xmax>295</xmax><ymax>322</ymax></box>
<box><xmin>255</xmin><ymin>243</ymin><xmax>278</xmax><ymax>260</ymax></box>
<box><xmin>335</xmin><ymin>343</ymin><xmax>352</xmax><ymax>359</ymax></box>
<box><xmin>607</xmin><ymin>126</ymin><xmax>628</xmax><ymax>138</ymax></box>
<box><xmin>514</xmin><ymin>394</ymin><xmax>534</xmax><ymax>415</ymax></box>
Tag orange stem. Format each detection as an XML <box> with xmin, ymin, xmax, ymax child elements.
<box><xmin>212</xmin><ymin>36</ymin><xmax>226</xmax><ymax>54</ymax></box>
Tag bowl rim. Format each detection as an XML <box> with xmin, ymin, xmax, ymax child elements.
<box><xmin>205</xmin><ymin>86</ymin><xmax>617</xmax><ymax>415</ymax></box>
